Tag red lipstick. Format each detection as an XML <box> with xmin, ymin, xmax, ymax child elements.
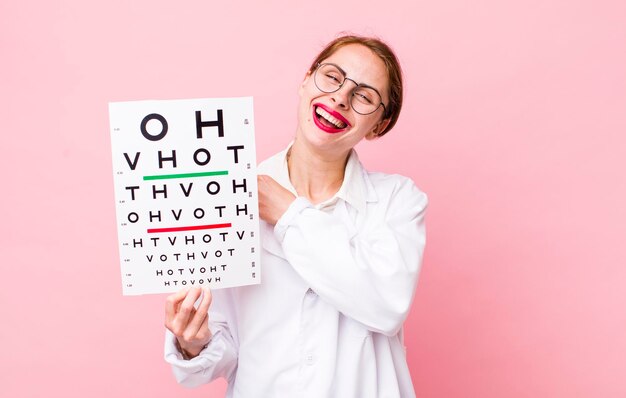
<box><xmin>312</xmin><ymin>103</ymin><xmax>351</xmax><ymax>134</ymax></box>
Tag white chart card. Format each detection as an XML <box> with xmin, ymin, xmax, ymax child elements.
<box><xmin>109</xmin><ymin>97</ymin><xmax>260</xmax><ymax>295</ymax></box>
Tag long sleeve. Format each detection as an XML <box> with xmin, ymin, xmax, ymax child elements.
<box><xmin>164</xmin><ymin>303</ymin><xmax>238</xmax><ymax>388</ymax></box>
<box><xmin>274</xmin><ymin>176</ymin><xmax>427</xmax><ymax>336</ymax></box>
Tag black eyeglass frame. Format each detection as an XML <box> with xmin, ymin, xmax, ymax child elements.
<box><xmin>313</xmin><ymin>63</ymin><xmax>387</xmax><ymax>116</ymax></box>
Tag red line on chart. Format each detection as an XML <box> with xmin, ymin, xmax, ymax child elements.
<box><xmin>147</xmin><ymin>223</ymin><xmax>232</xmax><ymax>233</ymax></box>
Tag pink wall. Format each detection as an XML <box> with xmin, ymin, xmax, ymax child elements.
<box><xmin>2</xmin><ymin>1</ymin><xmax>625</xmax><ymax>397</ymax></box>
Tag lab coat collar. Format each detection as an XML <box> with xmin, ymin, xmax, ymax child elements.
<box><xmin>335</xmin><ymin>149</ymin><xmax>378</xmax><ymax>215</ymax></box>
<box><xmin>262</xmin><ymin>144</ymin><xmax>378</xmax><ymax>215</ymax></box>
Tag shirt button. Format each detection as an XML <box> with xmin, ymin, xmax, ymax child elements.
<box><xmin>305</xmin><ymin>353</ymin><xmax>315</xmax><ymax>366</ymax></box>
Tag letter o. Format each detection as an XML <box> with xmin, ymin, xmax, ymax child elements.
<box><xmin>140</xmin><ymin>113</ymin><xmax>168</xmax><ymax>141</ymax></box>
<box><xmin>206</xmin><ymin>181</ymin><xmax>220</xmax><ymax>195</ymax></box>
<box><xmin>203</xmin><ymin>234</ymin><xmax>212</xmax><ymax>243</ymax></box>
<box><xmin>215</xmin><ymin>250</ymin><xmax>222</xmax><ymax>258</ymax></box>
<box><xmin>194</xmin><ymin>208</ymin><xmax>205</xmax><ymax>219</ymax></box>
<box><xmin>127</xmin><ymin>212</ymin><xmax>139</xmax><ymax>223</ymax></box>
<box><xmin>193</xmin><ymin>148</ymin><xmax>211</xmax><ymax>166</ymax></box>
<box><xmin>160</xmin><ymin>255</ymin><xmax>167</xmax><ymax>262</ymax></box>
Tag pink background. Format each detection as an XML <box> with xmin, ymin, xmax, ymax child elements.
<box><xmin>2</xmin><ymin>1</ymin><xmax>625</xmax><ymax>397</ymax></box>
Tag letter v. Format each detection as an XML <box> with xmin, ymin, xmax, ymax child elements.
<box><xmin>123</xmin><ymin>152</ymin><xmax>140</xmax><ymax>170</ymax></box>
<box><xmin>180</xmin><ymin>183</ymin><xmax>193</xmax><ymax>197</ymax></box>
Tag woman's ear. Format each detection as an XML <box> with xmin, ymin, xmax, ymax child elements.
<box><xmin>366</xmin><ymin>118</ymin><xmax>391</xmax><ymax>140</ymax></box>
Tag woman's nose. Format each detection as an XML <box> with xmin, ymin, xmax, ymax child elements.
<box><xmin>330</xmin><ymin>82</ymin><xmax>354</xmax><ymax>109</ymax></box>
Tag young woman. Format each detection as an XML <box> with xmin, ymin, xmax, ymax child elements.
<box><xmin>164</xmin><ymin>34</ymin><xmax>428</xmax><ymax>398</ymax></box>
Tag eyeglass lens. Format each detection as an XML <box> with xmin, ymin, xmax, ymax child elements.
<box><xmin>314</xmin><ymin>64</ymin><xmax>383</xmax><ymax>115</ymax></box>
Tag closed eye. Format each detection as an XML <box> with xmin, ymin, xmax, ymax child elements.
<box><xmin>325</xmin><ymin>73</ymin><xmax>342</xmax><ymax>85</ymax></box>
<box><xmin>353</xmin><ymin>89</ymin><xmax>374</xmax><ymax>104</ymax></box>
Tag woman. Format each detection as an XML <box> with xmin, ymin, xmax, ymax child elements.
<box><xmin>164</xmin><ymin>34</ymin><xmax>428</xmax><ymax>397</ymax></box>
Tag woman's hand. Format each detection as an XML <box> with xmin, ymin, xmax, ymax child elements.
<box><xmin>258</xmin><ymin>175</ymin><xmax>296</xmax><ymax>225</ymax></box>
<box><xmin>165</xmin><ymin>287</ymin><xmax>213</xmax><ymax>359</ymax></box>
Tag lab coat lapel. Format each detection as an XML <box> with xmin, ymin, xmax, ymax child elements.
<box><xmin>337</xmin><ymin>150</ymin><xmax>378</xmax><ymax>236</ymax></box>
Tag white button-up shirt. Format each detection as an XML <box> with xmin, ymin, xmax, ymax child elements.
<box><xmin>165</xmin><ymin>146</ymin><xmax>428</xmax><ymax>397</ymax></box>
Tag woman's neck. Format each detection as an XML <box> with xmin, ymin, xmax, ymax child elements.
<box><xmin>287</xmin><ymin>140</ymin><xmax>349</xmax><ymax>204</ymax></box>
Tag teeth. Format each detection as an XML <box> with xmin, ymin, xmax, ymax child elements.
<box><xmin>316</xmin><ymin>107</ymin><xmax>347</xmax><ymax>129</ymax></box>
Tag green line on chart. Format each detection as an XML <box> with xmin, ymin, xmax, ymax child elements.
<box><xmin>143</xmin><ymin>171</ymin><xmax>229</xmax><ymax>181</ymax></box>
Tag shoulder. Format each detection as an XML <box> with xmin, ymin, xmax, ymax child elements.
<box><xmin>365</xmin><ymin>171</ymin><xmax>428</xmax><ymax>211</ymax></box>
<box><xmin>257</xmin><ymin>151</ymin><xmax>281</xmax><ymax>171</ymax></box>
<box><xmin>257</xmin><ymin>151</ymin><xmax>284</xmax><ymax>174</ymax></box>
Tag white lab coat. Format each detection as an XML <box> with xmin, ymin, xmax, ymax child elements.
<box><xmin>165</xmin><ymin>146</ymin><xmax>428</xmax><ymax>397</ymax></box>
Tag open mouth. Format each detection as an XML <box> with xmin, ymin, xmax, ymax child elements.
<box><xmin>313</xmin><ymin>104</ymin><xmax>350</xmax><ymax>133</ymax></box>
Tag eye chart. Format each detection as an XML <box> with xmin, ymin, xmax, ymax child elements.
<box><xmin>109</xmin><ymin>97</ymin><xmax>260</xmax><ymax>295</ymax></box>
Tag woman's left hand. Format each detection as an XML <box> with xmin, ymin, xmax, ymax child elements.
<box><xmin>258</xmin><ymin>174</ymin><xmax>296</xmax><ymax>225</ymax></box>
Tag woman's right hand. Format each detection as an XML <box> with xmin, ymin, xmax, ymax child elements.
<box><xmin>165</xmin><ymin>286</ymin><xmax>213</xmax><ymax>359</ymax></box>
<box><xmin>258</xmin><ymin>174</ymin><xmax>296</xmax><ymax>225</ymax></box>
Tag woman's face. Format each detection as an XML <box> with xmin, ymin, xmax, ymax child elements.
<box><xmin>296</xmin><ymin>44</ymin><xmax>390</xmax><ymax>158</ymax></box>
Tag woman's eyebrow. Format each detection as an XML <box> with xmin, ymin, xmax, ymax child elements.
<box><xmin>333</xmin><ymin>63</ymin><xmax>381</xmax><ymax>93</ymax></box>
<box><xmin>332</xmin><ymin>63</ymin><xmax>348</xmax><ymax>77</ymax></box>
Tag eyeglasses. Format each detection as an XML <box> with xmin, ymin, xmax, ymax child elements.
<box><xmin>313</xmin><ymin>63</ymin><xmax>387</xmax><ymax>116</ymax></box>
